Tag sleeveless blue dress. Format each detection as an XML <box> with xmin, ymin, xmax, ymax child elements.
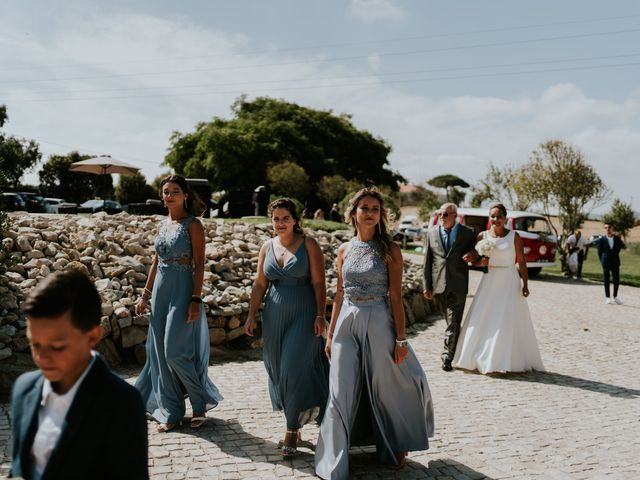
<box><xmin>315</xmin><ymin>239</ymin><xmax>434</xmax><ymax>479</ymax></box>
<box><xmin>261</xmin><ymin>240</ymin><xmax>329</xmax><ymax>429</ymax></box>
<box><xmin>135</xmin><ymin>216</ymin><xmax>223</xmax><ymax>424</ymax></box>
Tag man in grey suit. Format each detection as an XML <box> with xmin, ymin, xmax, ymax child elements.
<box><xmin>423</xmin><ymin>203</ymin><xmax>478</xmax><ymax>371</ymax></box>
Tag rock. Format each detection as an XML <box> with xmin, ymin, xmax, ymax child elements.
<box><xmin>11</xmin><ymin>336</ymin><xmax>30</xmax><ymax>352</ymax></box>
<box><xmin>0</xmin><ymin>325</ymin><xmax>17</xmax><ymax>343</ymax></box>
<box><xmin>64</xmin><ymin>261</ymin><xmax>90</xmax><ymax>276</ymax></box>
<box><xmin>0</xmin><ymin>347</ymin><xmax>12</xmax><ymax>361</ymax></box>
<box><xmin>5</xmin><ymin>272</ymin><xmax>25</xmax><ymax>284</ymax></box>
<box><xmin>95</xmin><ymin>278</ymin><xmax>111</xmax><ymax>291</ymax></box>
<box><xmin>209</xmin><ymin>328</ymin><xmax>226</xmax><ymax>345</ymax></box>
<box><xmin>226</xmin><ymin>326</ymin><xmax>246</xmax><ymax>342</ymax></box>
<box><xmin>96</xmin><ymin>338</ymin><xmax>121</xmax><ymax>366</ymax></box>
<box><xmin>15</xmin><ymin>236</ymin><xmax>32</xmax><ymax>252</ymax></box>
<box><xmin>120</xmin><ymin>326</ymin><xmax>148</xmax><ymax>349</ymax></box>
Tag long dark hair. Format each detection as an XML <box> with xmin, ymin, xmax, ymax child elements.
<box><xmin>158</xmin><ymin>174</ymin><xmax>206</xmax><ymax>217</ymax></box>
<box><xmin>344</xmin><ymin>187</ymin><xmax>394</xmax><ymax>264</ymax></box>
<box><xmin>268</xmin><ymin>198</ymin><xmax>304</xmax><ymax>235</ymax></box>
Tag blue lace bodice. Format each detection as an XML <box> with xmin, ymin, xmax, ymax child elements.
<box><xmin>155</xmin><ymin>216</ymin><xmax>194</xmax><ymax>270</ymax></box>
<box><xmin>342</xmin><ymin>239</ymin><xmax>388</xmax><ymax>300</ymax></box>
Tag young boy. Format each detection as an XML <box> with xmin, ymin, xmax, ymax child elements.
<box><xmin>10</xmin><ymin>269</ymin><xmax>149</xmax><ymax>480</ymax></box>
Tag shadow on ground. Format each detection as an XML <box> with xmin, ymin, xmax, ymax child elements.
<box><xmin>167</xmin><ymin>417</ymin><xmax>493</xmax><ymax>478</ymax></box>
<box><xmin>482</xmin><ymin>370</ymin><xmax>640</xmax><ymax>399</ymax></box>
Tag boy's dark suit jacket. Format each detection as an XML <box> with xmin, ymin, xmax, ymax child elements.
<box><xmin>10</xmin><ymin>355</ymin><xmax>149</xmax><ymax>480</ymax></box>
<box><xmin>597</xmin><ymin>235</ymin><xmax>624</xmax><ymax>267</ymax></box>
<box><xmin>423</xmin><ymin>224</ymin><xmax>476</xmax><ymax>295</ymax></box>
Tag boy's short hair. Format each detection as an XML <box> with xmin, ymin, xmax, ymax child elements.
<box><xmin>21</xmin><ymin>270</ymin><xmax>102</xmax><ymax>331</ymax></box>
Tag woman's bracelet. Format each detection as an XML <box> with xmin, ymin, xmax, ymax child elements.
<box><xmin>315</xmin><ymin>315</ymin><xmax>324</xmax><ymax>320</ymax></box>
<box><xmin>395</xmin><ymin>338</ymin><xmax>409</xmax><ymax>348</ymax></box>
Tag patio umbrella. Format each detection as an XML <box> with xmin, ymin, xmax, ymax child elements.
<box><xmin>69</xmin><ymin>155</ymin><xmax>140</xmax><ymax>176</ymax></box>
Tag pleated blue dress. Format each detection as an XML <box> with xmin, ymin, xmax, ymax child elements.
<box><xmin>135</xmin><ymin>216</ymin><xmax>223</xmax><ymax>424</ymax></box>
<box><xmin>261</xmin><ymin>240</ymin><xmax>329</xmax><ymax>429</ymax></box>
<box><xmin>315</xmin><ymin>238</ymin><xmax>435</xmax><ymax>479</ymax></box>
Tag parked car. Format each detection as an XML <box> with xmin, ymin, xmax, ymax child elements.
<box><xmin>16</xmin><ymin>192</ymin><xmax>46</xmax><ymax>212</ymax></box>
<box><xmin>78</xmin><ymin>199</ymin><xmax>123</xmax><ymax>214</ymax></box>
<box><xmin>43</xmin><ymin>198</ymin><xmax>78</xmax><ymax>214</ymax></box>
<box><xmin>428</xmin><ymin>207</ymin><xmax>557</xmax><ymax>276</ymax></box>
<box><xmin>398</xmin><ymin>215</ymin><xmax>422</xmax><ymax>241</ymax></box>
<box><xmin>1</xmin><ymin>192</ymin><xmax>27</xmax><ymax>211</ymax></box>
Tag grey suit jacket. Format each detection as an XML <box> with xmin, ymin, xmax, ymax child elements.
<box><xmin>423</xmin><ymin>224</ymin><xmax>476</xmax><ymax>295</ymax></box>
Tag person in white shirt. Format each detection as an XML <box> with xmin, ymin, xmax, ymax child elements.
<box><xmin>565</xmin><ymin>230</ymin><xmax>589</xmax><ymax>279</ymax></box>
<box><xmin>10</xmin><ymin>270</ymin><xmax>149</xmax><ymax>480</ymax></box>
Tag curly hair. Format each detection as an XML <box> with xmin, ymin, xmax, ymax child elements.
<box><xmin>344</xmin><ymin>187</ymin><xmax>394</xmax><ymax>264</ymax></box>
<box><xmin>158</xmin><ymin>174</ymin><xmax>206</xmax><ymax>217</ymax></box>
<box><xmin>268</xmin><ymin>197</ymin><xmax>304</xmax><ymax>235</ymax></box>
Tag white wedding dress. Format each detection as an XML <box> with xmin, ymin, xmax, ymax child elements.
<box><xmin>453</xmin><ymin>230</ymin><xmax>544</xmax><ymax>374</ymax></box>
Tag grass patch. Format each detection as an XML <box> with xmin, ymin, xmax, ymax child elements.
<box><xmin>540</xmin><ymin>243</ymin><xmax>640</xmax><ymax>287</ymax></box>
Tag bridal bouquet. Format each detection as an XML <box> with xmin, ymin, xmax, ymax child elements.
<box><xmin>475</xmin><ymin>238</ymin><xmax>495</xmax><ymax>257</ymax></box>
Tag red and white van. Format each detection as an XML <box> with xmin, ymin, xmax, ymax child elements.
<box><xmin>428</xmin><ymin>207</ymin><xmax>557</xmax><ymax>276</ymax></box>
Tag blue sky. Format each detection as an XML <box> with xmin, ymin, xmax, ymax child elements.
<box><xmin>2</xmin><ymin>0</ymin><xmax>639</xmax><ymax>213</ymax></box>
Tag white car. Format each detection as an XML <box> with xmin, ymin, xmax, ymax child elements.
<box><xmin>43</xmin><ymin>198</ymin><xmax>77</xmax><ymax>213</ymax></box>
<box><xmin>398</xmin><ymin>215</ymin><xmax>421</xmax><ymax>241</ymax></box>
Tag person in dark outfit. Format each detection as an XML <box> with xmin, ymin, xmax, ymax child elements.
<box><xmin>597</xmin><ymin>222</ymin><xmax>626</xmax><ymax>305</ymax></box>
<box><xmin>10</xmin><ymin>270</ymin><xmax>149</xmax><ymax>480</ymax></box>
<box><xmin>422</xmin><ymin>203</ymin><xmax>478</xmax><ymax>371</ymax></box>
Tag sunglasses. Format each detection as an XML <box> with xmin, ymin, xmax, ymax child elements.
<box><xmin>440</xmin><ymin>212</ymin><xmax>456</xmax><ymax>218</ymax></box>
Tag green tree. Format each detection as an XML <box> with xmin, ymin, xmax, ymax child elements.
<box><xmin>427</xmin><ymin>174</ymin><xmax>469</xmax><ymax>203</ymax></box>
<box><xmin>417</xmin><ymin>188</ymin><xmax>441</xmax><ymax>221</ymax></box>
<box><xmin>0</xmin><ymin>105</ymin><xmax>42</xmax><ymax>189</ymax></box>
<box><xmin>317</xmin><ymin>175</ymin><xmax>363</xmax><ymax>205</ymax></box>
<box><xmin>115</xmin><ymin>172</ymin><xmax>156</xmax><ymax>205</ymax></box>
<box><xmin>267</xmin><ymin>161</ymin><xmax>311</xmax><ymax>200</ymax></box>
<box><xmin>164</xmin><ymin>96</ymin><xmax>403</xmax><ymax>199</ymax></box>
<box><xmin>39</xmin><ymin>152</ymin><xmax>115</xmax><ymax>203</ymax></box>
<box><xmin>470</xmin><ymin>162</ymin><xmax>534</xmax><ymax>210</ymax></box>
<box><xmin>603</xmin><ymin>198</ymin><xmax>636</xmax><ymax>240</ymax></box>
<box><xmin>524</xmin><ymin>140</ymin><xmax>610</xmax><ymax>240</ymax></box>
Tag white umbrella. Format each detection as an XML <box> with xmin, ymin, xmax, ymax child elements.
<box><xmin>69</xmin><ymin>155</ymin><xmax>140</xmax><ymax>175</ymax></box>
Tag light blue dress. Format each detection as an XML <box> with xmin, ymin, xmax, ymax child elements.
<box><xmin>261</xmin><ymin>240</ymin><xmax>329</xmax><ymax>429</ymax></box>
<box><xmin>135</xmin><ymin>216</ymin><xmax>223</xmax><ymax>424</ymax></box>
<box><xmin>315</xmin><ymin>239</ymin><xmax>434</xmax><ymax>479</ymax></box>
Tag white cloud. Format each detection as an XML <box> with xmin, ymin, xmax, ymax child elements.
<box><xmin>4</xmin><ymin>9</ymin><xmax>639</xmax><ymax>214</ymax></box>
<box><xmin>349</xmin><ymin>0</ymin><xmax>406</xmax><ymax>23</ymax></box>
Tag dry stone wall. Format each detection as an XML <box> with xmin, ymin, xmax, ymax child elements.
<box><xmin>0</xmin><ymin>212</ymin><xmax>433</xmax><ymax>372</ymax></box>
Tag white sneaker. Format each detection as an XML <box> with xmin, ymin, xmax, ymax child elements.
<box><xmin>605</xmin><ymin>298</ymin><xmax>612</xmax><ymax>305</ymax></box>
<box><xmin>614</xmin><ymin>297</ymin><xmax>623</xmax><ymax>305</ymax></box>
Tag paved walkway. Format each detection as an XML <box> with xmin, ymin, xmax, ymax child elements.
<box><xmin>1</xmin><ymin>272</ymin><xmax>638</xmax><ymax>479</ymax></box>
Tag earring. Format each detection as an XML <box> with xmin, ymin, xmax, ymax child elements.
<box><xmin>184</xmin><ymin>198</ymin><xmax>188</xmax><ymax>210</ymax></box>
<box><xmin>377</xmin><ymin>223</ymin><xmax>382</xmax><ymax>235</ymax></box>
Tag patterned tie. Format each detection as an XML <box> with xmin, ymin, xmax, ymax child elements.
<box><xmin>444</xmin><ymin>229</ymin><xmax>451</xmax><ymax>252</ymax></box>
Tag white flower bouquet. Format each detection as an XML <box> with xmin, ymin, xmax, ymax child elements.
<box><xmin>475</xmin><ymin>238</ymin><xmax>495</xmax><ymax>257</ymax></box>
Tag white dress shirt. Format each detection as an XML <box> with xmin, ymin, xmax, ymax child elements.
<box><xmin>607</xmin><ymin>236</ymin><xmax>614</xmax><ymax>250</ymax></box>
<box><xmin>31</xmin><ymin>353</ymin><xmax>96</xmax><ymax>480</ymax></box>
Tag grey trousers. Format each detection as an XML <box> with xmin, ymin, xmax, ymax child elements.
<box><xmin>435</xmin><ymin>290</ymin><xmax>467</xmax><ymax>362</ymax></box>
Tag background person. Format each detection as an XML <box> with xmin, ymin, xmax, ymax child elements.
<box><xmin>597</xmin><ymin>222</ymin><xmax>626</xmax><ymax>304</ymax></box>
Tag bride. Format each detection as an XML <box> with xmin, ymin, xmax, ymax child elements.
<box><xmin>453</xmin><ymin>203</ymin><xmax>544</xmax><ymax>374</ymax></box>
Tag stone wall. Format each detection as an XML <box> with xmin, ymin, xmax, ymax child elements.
<box><xmin>0</xmin><ymin>212</ymin><xmax>433</xmax><ymax>384</ymax></box>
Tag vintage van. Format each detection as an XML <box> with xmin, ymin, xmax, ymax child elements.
<box><xmin>428</xmin><ymin>207</ymin><xmax>557</xmax><ymax>276</ymax></box>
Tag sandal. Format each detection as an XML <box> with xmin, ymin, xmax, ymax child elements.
<box><xmin>281</xmin><ymin>429</ymin><xmax>299</xmax><ymax>457</ymax></box>
<box><xmin>386</xmin><ymin>452</ymin><xmax>407</xmax><ymax>470</ymax></box>
<box><xmin>191</xmin><ymin>415</ymin><xmax>207</xmax><ymax>428</ymax></box>
<box><xmin>277</xmin><ymin>430</ymin><xmax>302</xmax><ymax>448</ymax></box>
<box><xmin>157</xmin><ymin>421</ymin><xmax>180</xmax><ymax>433</ymax></box>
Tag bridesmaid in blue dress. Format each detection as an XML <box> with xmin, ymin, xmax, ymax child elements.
<box><xmin>315</xmin><ymin>188</ymin><xmax>434</xmax><ymax>479</ymax></box>
<box><xmin>135</xmin><ymin>175</ymin><xmax>222</xmax><ymax>433</ymax></box>
<box><xmin>245</xmin><ymin>198</ymin><xmax>329</xmax><ymax>456</ymax></box>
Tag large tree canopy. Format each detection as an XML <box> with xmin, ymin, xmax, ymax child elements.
<box><xmin>0</xmin><ymin>105</ymin><xmax>42</xmax><ymax>190</ymax></box>
<box><xmin>164</xmin><ymin>97</ymin><xmax>403</xmax><ymax>199</ymax></box>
